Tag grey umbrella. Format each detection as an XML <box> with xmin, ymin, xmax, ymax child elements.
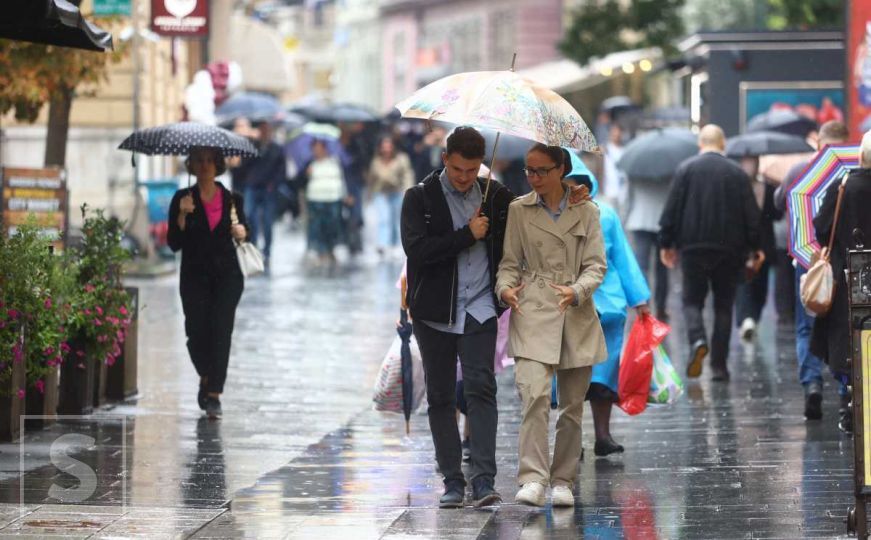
<box><xmin>725</xmin><ymin>131</ymin><xmax>813</xmax><ymax>158</ymax></box>
<box><xmin>118</xmin><ymin>122</ymin><xmax>258</xmax><ymax>158</ymax></box>
<box><xmin>616</xmin><ymin>128</ymin><xmax>698</xmax><ymax>180</ymax></box>
<box><xmin>746</xmin><ymin>109</ymin><xmax>817</xmax><ymax>137</ymax></box>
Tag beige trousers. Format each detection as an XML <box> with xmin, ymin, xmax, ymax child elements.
<box><xmin>515</xmin><ymin>358</ymin><xmax>592</xmax><ymax>488</ymax></box>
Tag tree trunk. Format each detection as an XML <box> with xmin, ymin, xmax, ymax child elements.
<box><xmin>44</xmin><ymin>86</ymin><xmax>73</xmax><ymax>167</ymax></box>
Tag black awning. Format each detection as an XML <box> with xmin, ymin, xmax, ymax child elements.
<box><xmin>0</xmin><ymin>0</ymin><xmax>113</xmax><ymax>52</ymax></box>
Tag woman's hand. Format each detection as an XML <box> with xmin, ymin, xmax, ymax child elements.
<box><xmin>179</xmin><ymin>193</ymin><xmax>195</xmax><ymax>215</ymax></box>
<box><xmin>231</xmin><ymin>224</ymin><xmax>247</xmax><ymax>241</ymax></box>
<box><xmin>501</xmin><ymin>282</ymin><xmax>525</xmax><ymax>315</ymax></box>
<box><xmin>635</xmin><ymin>304</ymin><xmax>650</xmax><ymax>317</ymax></box>
<box><xmin>548</xmin><ymin>282</ymin><xmax>576</xmax><ymax>313</ymax></box>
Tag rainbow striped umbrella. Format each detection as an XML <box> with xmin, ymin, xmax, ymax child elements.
<box><xmin>786</xmin><ymin>144</ymin><xmax>859</xmax><ymax>269</ymax></box>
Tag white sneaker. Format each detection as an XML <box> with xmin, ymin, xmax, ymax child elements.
<box><xmin>515</xmin><ymin>482</ymin><xmax>546</xmax><ymax>507</ymax></box>
<box><xmin>740</xmin><ymin>317</ymin><xmax>756</xmax><ymax>341</ymax></box>
<box><xmin>551</xmin><ymin>485</ymin><xmax>575</xmax><ymax>507</ymax></box>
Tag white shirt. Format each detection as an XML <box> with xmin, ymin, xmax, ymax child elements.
<box><xmin>306</xmin><ymin>158</ymin><xmax>346</xmax><ymax>203</ymax></box>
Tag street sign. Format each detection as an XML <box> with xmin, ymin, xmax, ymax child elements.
<box><xmin>0</xmin><ymin>167</ymin><xmax>69</xmax><ymax>252</ymax></box>
<box><xmin>93</xmin><ymin>0</ymin><xmax>132</xmax><ymax>16</ymax></box>
<box><xmin>151</xmin><ymin>0</ymin><xmax>208</xmax><ymax>37</ymax></box>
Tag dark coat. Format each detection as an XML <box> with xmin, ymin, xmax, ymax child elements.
<box><xmin>167</xmin><ymin>183</ymin><xmax>248</xmax><ymax>279</ymax></box>
<box><xmin>659</xmin><ymin>152</ymin><xmax>761</xmax><ymax>259</ymax></box>
<box><xmin>811</xmin><ymin>168</ymin><xmax>871</xmax><ymax>374</ymax></box>
<box><xmin>244</xmin><ymin>141</ymin><xmax>286</xmax><ymax>191</ymax></box>
<box><xmin>401</xmin><ymin>170</ymin><xmax>514</xmax><ymax>325</ymax></box>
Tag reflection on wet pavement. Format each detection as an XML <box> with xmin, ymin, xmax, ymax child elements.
<box><xmin>0</xmin><ymin>230</ymin><xmax>858</xmax><ymax>538</ymax></box>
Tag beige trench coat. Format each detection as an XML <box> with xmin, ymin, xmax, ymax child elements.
<box><xmin>495</xmin><ymin>189</ymin><xmax>608</xmax><ymax>368</ymax></box>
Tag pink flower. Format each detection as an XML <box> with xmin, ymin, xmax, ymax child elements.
<box><xmin>75</xmin><ymin>350</ymin><xmax>85</xmax><ymax>358</ymax></box>
<box><xmin>83</xmin><ymin>309</ymin><xmax>92</xmax><ymax>316</ymax></box>
<box><xmin>43</xmin><ymin>346</ymin><xmax>54</xmax><ymax>356</ymax></box>
<box><xmin>44</xmin><ymin>298</ymin><xmax>52</xmax><ymax>309</ymax></box>
<box><xmin>77</xmin><ymin>362</ymin><xmax>85</xmax><ymax>369</ymax></box>
<box><xmin>93</xmin><ymin>318</ymin><xmax>102</xmax><ymax>327</ymax></box>
<box><xmin>12</xmin><ymin>344</ymin><xmax>22</xmax><ymax>364</ymax></box>
<box><xmin>0</xmin><ymin>321</ymin><xmax>5</xmax><ymax>330</ymax></box>
<box><xmin>16</xmin><ymin>389</ymin><xmax>24</xmax><ymax>400</ymax></box>
<box><xmin>7</xmin><ymin>309</ymin><xmax>19</xmax><ymax>320</ymax></box>
<box><xmin>112</xmin><ymin>344</ymin><xmax>121</xmax><ymax>357</ymax></box>
<box><xmin>84</xmin><ymin>284</ymin><xmax>96</xmax><ymax>293</ymax></box>
<box><xmin>116</xmin><ymin>330</ymin><xmax>125</xmax><ymax>341</ymax></box>
<box><xmin>95</xmin><ymin>306</ymin><xmax>103</xmax><ymax>316</ymax></box>
<box><xmin>34</xmin><ymin>380</ymin><xmax>45</xmax><ymax>394</ymax></box>
<box><xmin>119</xmin><ymin>306</ymin><xmax>128</xmax><ymax>316</ymax></box>
<box><xmin>60</xmin><ymin>342</ymin><xmax>71</xmax><ymax>354</ymax></box>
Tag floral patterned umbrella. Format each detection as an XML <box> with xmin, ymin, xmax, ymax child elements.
<box><xmin>395</xmin><ymin>70</ymin><xmax>597</xmax><ymax>152</ymax></box>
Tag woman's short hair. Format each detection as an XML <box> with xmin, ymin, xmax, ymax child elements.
<box><xmin>185</xmin><ymin>147</ymin><xmax>227</xmax><ymax>176</ymax></box>
<box><xmin>861</xmin><ymin>130</ymin><xmax>871</xmax><ymax>169</ymax></box>
<box><xmin>527</xmin><ymin>143</ymin><xmax>573</xmax><ymax>178</ymax></box>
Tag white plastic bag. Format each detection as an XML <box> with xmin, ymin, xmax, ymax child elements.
<box><xmin>648</xmin><ymin>345</ymin><xmax>684</xmax><ymax>405</ymax></box>
<box><xmin>373</xmin><ymin>335</ymin><xmax>426</xmax><ymax>413</ymax></box>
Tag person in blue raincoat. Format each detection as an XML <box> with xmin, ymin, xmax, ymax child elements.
<box><xmin>565</xmin><ymin>150</ymin><xmax>650</xmax><ymax>457</ymax></box>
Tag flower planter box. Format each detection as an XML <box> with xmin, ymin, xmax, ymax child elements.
<box><xmin>24</xmin><ymin>366</ymin><xmax>58</xmax><ymax>430</ymax></box>
<box><xmin>58</xmin><ymin>338</ymin><xmax>95</xmax><ymax>416</ymax></box>
<box><xmin>106</xmin><ymin>287</ymin><xmax>138</xmax><ymax>401</ymax></box>
<box><xmin>0</xmin><ymin>353</ymin><xmax>26</xmax><ymax>442</ymax></box>
<box><xmin>93</xmin><ymin>360</ymin><xmax>107</xmax><ymax>408</ymax></box>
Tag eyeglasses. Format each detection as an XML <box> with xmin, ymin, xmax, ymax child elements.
<box><xmin>523</xmin><ymin>166</ymin><xmax>559</xmax><ymax>178</ymax></box>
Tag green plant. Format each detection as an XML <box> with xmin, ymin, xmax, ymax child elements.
<box><xmin>63</xmin><ymin>205</ymin><xmax>132</xmax><ymax>368</ymax></box>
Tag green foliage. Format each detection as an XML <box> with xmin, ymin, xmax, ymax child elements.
<box><xmin>559</xmin><ymin>0</ymin><xmax>685</xmax><ymax>65</ymax></box>
<box><xmin>766</xmin><ymin>0</ymin><xmax>843</xmax><ymax>30</ymax></box>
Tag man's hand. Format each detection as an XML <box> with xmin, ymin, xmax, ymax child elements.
<box><xmin>469</xmin><ymin>208</ymin><xmax>490</xmax><ymax>240</ymax></box>
<box><xmin>549</xmin><ymin>282</ymin><xmax>576</xmax><ymax>313</ymax></box>
<box><xmin>501</xmin><ymin>282</ymin><xmax>525</xmax><ymax>315</ymax></box>
<box><xmin>568</xmin><ymin>184</ymin><xmax>591</xmax><ymax>204</ymax></box>
<box><xmin>660</xmin><ymin>248</ymin><xmax>678</xmax><ymax>269</ymax></box>
<box><xmin>751</xmin><ymin>250</ymin><xmax>766</xmax><ymax>273</ymax></box>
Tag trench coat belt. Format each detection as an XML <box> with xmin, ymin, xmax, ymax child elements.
<box><xmin>523</xmin><ymin>269</ymin><xmax>576</xmax><ymax>288</ymax></box>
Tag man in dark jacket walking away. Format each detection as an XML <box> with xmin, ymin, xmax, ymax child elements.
<box><xmin>659</xmin><ymin>124</ymin><xmax>762</xmax><ymax>382</ymax></box>
<box><xmin>401</xmin><ymin>127</ymin><xmax>514</xmax><ymax>508</ymax></box>
<box><xmin>243</xmin><ymin>121</ymin><xmax>286</xmax><ymax>269</ymax></box>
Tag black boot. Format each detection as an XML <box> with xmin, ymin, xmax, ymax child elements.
<box><xmin>804</xmin><ymin>382</ymin><xmax>823</xmax><ymax>420</ymax></box>
<box><xmin>471</xmin><ymin>476</ymin><xmax>501</xmax><ymax>508</ymax></box>
<box><xmin>439</xmin><ymin>480</ymin><xmax>465</xmax><ymax>509</ymax></box>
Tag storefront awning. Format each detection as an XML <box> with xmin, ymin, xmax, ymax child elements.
<box><xmin>516</xmin><ymin>48</ymin><xmax>661</xmax><ymax>94</ymax></box>
<box><xmin>0</xmin><ymin>0</ymin><xmax>113</xmax><ymax>52</ymax></box>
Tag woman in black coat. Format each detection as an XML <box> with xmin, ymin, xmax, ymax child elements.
<box><xmin>168</xmin><ymin>147</ymin><xmax>248</xmax><ymax>419</ymax></box>
<box><xmin>811</xmin><ymin>137</ymin><xmax>871</xmax><ymax>431</ymax></box>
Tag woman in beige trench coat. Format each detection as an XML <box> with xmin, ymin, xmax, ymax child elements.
<box><xmin>496</xmin><ymin>144</ymin><xmax>607</xmax><ymax>508</ymax></box>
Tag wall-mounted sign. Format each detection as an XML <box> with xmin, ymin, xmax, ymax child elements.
<box><xmin>151</xmin><ymin>0</ymin><xmax>208</xmax><ymax>37</ymax></box>
<box><xmin>1</xmin><ymin>167</ymin><xmax>68</xmax><ymax>251</ymax></box>
<box><xmin>93</xmin><ymin>0</ymin><xmax>132</xmax><ymax>16</ymax></box>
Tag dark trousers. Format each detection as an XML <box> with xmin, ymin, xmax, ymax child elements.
<box><xmin>413</xmin><ymin>315</ymin><xmax>498</xmax><ymax>486</ymax></box>
<box><xmin>735</xmin><ymin>260</ymin><xmax>770</xmax><ymax>324</ymax></box>
<box><xmin>180</xmin><ymin>271</ymin><xmax>244</xmax><ymax>394</ymax></box>
<box><xmin>632</xmin><ymin>231</ymin><xmax>669</xmax><ymax>315</ymax></box>
<box><xmin>244</xmin><ymin>187</ymin><xmax>276</xmax><ymax>259</ymax></box>
<box><xmin>773</xmin><ymin>248</ymin><xmax>795</xmax><ymax>320</ymax></box>
<box><xmin>681</xmin><ymin>251</ymin><xmax>742</xmax><ymax>369</ymax></box>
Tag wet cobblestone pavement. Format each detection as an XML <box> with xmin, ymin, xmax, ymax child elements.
<box><xmin>0</xmin><ymin>227</ymin><xmax>859</xmax><ymax>538</ymax></box>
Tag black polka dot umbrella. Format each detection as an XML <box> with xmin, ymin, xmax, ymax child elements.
<box><xmin>118</xmin><ymin>121</ymin><xmax>258</xmax><ymax>157</ymax></box>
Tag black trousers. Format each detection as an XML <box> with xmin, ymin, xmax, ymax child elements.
<box><xmin>735</xmin><ymin>260</ymin><xmax>770</xmax><ymax>325</ymax></box>
<box><xmin>681</xmin><ymin>251</ymin><xmax>742</xmax><ymax>370</ymax></box>
<box><xmin>632</xmin><ymin>231</ymin><xmax>669</xmax><ymax>315</ymax></box>
<box><xmin>180</xmin><ymin>271</ymin><xmax>244</xmax><ymax>394</ymax></box>
<box><xmin>413</xmin><ymin>314</ymin><xmax>498</xmax><ymax>487</ymax></box>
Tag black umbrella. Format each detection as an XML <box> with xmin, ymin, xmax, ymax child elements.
<box><xmin>746</xmin><ymin>109</ymin><xmax>817</xmax><ymax>137</ymax></box>
<box><xmin>1</xmin><ymin>0</ymin><xmax>113</xmax><ymax>52</ymax></box>
<box><xmin>397</xmin><ymin>309</ymin><xmax>414</xmax><ymax>435</ymax></box>
<box><xmin>215</xmin><ymin>92</ymin><xmax>284</xmax><ymax>125</ymax></box>
<box><xmin>291</xmin><ymin>102</ymin><xmax>379</xmax><ymax>124</ymax></box>
<box><xmin>725</xmin><ymin>131</ymin><xmax>813</xmax><ymax>158</ymax></box>
<box><xmin>118</xmin><ymin>122</ymin><xmax>259</xmax><ymax>158</ymax></box>
<box><xmin>617</xmin><ymin>128</ymin><xmax>698</xmax><ymax>180</ymax></box>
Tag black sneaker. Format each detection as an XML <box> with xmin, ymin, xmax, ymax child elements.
<box><xmin>839</xmin><ymin>395</ymin><xmax>854</xmax><ymax>434</ymax></box>
<box><xmin>205</xmin><ymin>396</ymin><xmax>222</xmax><ymax>419</ymax></box>
<box><xmin>711</xmin><ymin>366</ymin><xmax>730</xmax><ymax>382</ymax></box>
<box><xmin>439</xmin><ymin>481</ymin><xmax>465</xmax><ymax>508</ymax></box>
<box><xmin>471</xmin><ymin>477</ymin><xmax>501</xmax><ymax>508</ymax></box>
<box><xmin>804</xmin><ymin>382</ymin><xmax>823</xmax><ymax>420</ymax></box>
<box><xmin>197</xmin><ymin>386</ymin><xmax>207</xmax><ymax>411</ymax></box>
<box><xmin>594</xmin><ymin>438</ymin><xmax>625</xmax><ymax>457</ymax></box>
<box><xmin>686</xmin><ymin>340</ymin><xmax>708</xmax><ymax>378</ymax></box>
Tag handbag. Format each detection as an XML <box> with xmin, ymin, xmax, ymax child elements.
<box><xmin>230</xmin><ymin>199</ymin><xmax>265</xmax><ymax>278</ymax></box>
<box><xmin>800</xmin><ymin>177</ymin><xmax>847</xmax><ymax>316</ymax></box>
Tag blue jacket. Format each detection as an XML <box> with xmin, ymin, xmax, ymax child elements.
<box><xmin>567</xmin><ymin>155</ymin><xmax>650</xmax><ymax>323</ymax></box>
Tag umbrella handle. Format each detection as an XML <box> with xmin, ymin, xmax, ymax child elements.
<box><xmin>483</xmin><ymin>131</ymin><xmax>501</xmax><ymax>202</ymax></box>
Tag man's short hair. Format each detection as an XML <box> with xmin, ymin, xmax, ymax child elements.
<box><xmin>818</xmin><ymin>120</ymin><xmax>849</xmax><ymax>146</ymax></box>
<box><xmin>861</xmin><ymin>130</ymin><xmax>871</xmax><ymax>169</ymax></box>
<box><xmin>446</xmin><ymin>126</ymin><xmax>486</xmax><ymax>160</ymax></box>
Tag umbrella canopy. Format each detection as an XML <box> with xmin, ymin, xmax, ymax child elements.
<box><xmin>215</xmin><ymin>92</ymin><xmax>284</xmax><ymax>125</ymax></box>
<box><xmin>327</xmin><ymin>103</ymin><xmax>379</xmax><ymax>123</ymax></box>
<box><xmin>395</xmin><ymin>70</ymin><xmax>598</xmax><ymax>152</ymax></box>
<box><xmin>616</xmin><ymin>128</ymin><xmax>697</xmax><ymax>180</ymax></box>
<box><xmin>285</xmin><ymin>123</ymin><xmax>342</xmax><ymax>169</ymax></box>
<box><xmin>600</xmin><ymin>96</ymin><xmax>638</xmax><ymax>113</ymax></box>
<box><xmin>725</xmin><ymin>131</ymin><xmax>814</xmax><ymax>158</ymax></box>
<box><xmin>118</xmin><ymin>122</ymin><xmax>258</xmax><ymax>157</ymax></box>
<box><xmin>786</xmin><ymin>144</ymin><xmax>859</xmax><ymax>269</ymax></box>
<box><xmin>1</xmin><ymin>0</ymin><xmax>113</xmax><ymax>51</ymax></box>
<box><xmin>747</xmin><ymin>109</ymin><xmax>817</xmax><ymax>138</ymax></box>
<box><xmin>397</xmin><ymin>309</ymin><xmax>414</xmax><ymax>434</ymax></box>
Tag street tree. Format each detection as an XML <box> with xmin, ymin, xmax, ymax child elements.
<box><xmin>559</xmin><ymin>0</ymin><xmax>686</xmax><ymax>66</ymax></box>
<box><xmin>0</xmin><ymin>40</ymin><xmax>125</xmax><ymax>167</ymax></box>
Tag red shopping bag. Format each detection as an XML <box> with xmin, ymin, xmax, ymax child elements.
<box><xmin>618</xmin><ymin>314</ymin><xmax>670</xmax><ymax>415</ymax></box>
